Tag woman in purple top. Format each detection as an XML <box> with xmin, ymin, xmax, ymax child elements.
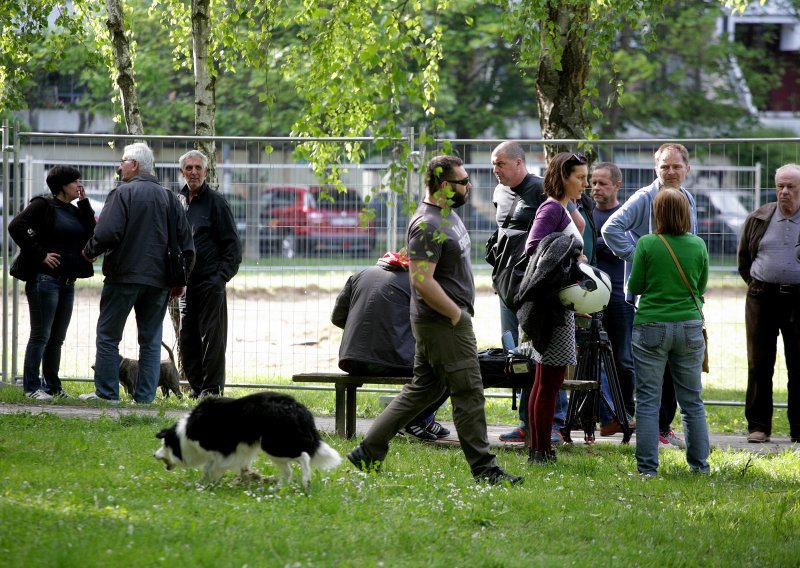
<box><xmin>522</xmin><ymin>152</ymin><xmax>587</xmax><ymax>463</ymax></box>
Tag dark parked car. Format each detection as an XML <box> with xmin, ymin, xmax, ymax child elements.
<box><xmin>364</xmin><ymin>190</ymin><xmax>494</xmax><ymax>233</ymax></box>
<box><xmin>259</xmin><ymin>186</ymin><xmax>376</xmax><ymax>258</ymax></box>
<box><xmin>365</xmin><ymin>188</ymin><xmax>495</xmax><ymax>257</ymax></box>
<box><xmin>694</xmin><ymin>189</ymin><xmax>750</xmax><ymax>255</ymax></box>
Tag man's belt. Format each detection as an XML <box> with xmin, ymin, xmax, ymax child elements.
<box><xmin>751</xmin><ymin>279</ymin><xmax>800</xmax><ymax>294</ymax></box>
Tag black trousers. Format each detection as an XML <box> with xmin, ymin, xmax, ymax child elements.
<box><xmin>744</xmin><ymin>281</ymin><xmax>800</xmax><ymax>438</ymax></box>
<box><xmin>179</xmin><ymin>283</ymin><xmax>228</xmax><ymax>396</ymax></box>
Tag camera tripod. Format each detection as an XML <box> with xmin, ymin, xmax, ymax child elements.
<box><xmin>561</xmin><ymin>313</ymin><xmax>633</xmax><ymax>444</ymax></box>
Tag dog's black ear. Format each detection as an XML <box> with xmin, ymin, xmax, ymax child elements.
<box><xmin>156</xmin><ymin>428</ymin><xmax>169</xmax><ymax>439</ymax></box>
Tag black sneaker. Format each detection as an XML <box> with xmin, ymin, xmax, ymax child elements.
<box><xmin>426</xmin><ymin>421</ymin><xmax>450</xmax><ymax>438</ymax></box>
<box><xmin>476</xmin><ymin>466</ymin><xmax>524</xmax><ymax>486</ymax></box>
<box><xmin>527</xmin><ymin>449</ymin><xmax>557</xmax><ymax>464</ymax></box>
<box><xmin>404</xmin><ymin>423</ymin><xmax>438</xmax><ymax>441</ymax></box>
<box><xmin>346</xmin><ymin>445</ymin><xmax>381</xmax><ymax>473</ymax></box>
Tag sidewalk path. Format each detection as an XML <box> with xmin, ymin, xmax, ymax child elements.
<box><xmin>2</xmin><ymin>402</ymin><xmax>796</xmax><ymax>455</ymax></box>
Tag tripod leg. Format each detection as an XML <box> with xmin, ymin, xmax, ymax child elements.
<box><xmin>600</xmin><ymin>347</ymin><xmax>633</xmax><ymax>444</ymax></box>
<box><xmin>562</xmin><ymin>387</ymin><xmax>578</xmax><ymax>444</ymax></box>
<box><xmin>573</xmin><ymin>341</ymin><xmax>598</xmax><ymax>445</ymax></box>
<box><xmin>581</xmin><ymin>389</ymin><xmax>597</xmax><ymax>445</ymax></box>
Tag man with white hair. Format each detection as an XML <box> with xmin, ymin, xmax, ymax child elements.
<box><xmin>81</xmin><ymin>142</ymin><xmax>194</xmax><ymax>404</ymax></box>
<box><xmin>738</xmin><ymin>163</ymin><xmax>800</xmax><ymax>444</ymax></box>
<box><xmin>178</xmin><ymin>150</ymin><xmax>241</xmax><ymax>398</ymax></box>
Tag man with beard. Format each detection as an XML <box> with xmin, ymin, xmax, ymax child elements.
<box><xmin>347</xmin><ymin>155</ymin><xmax>523</xmax><ymax>485</ymax></box>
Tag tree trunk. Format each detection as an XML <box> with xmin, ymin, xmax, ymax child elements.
<box><xmin>536</xmin><ymin>1</ymin><xmax>591</xmax><ymax>161</ymax></box>
<box><xmin>104</xmin><ymin>0</ymin><xmax>144</xmax><ymax>136</ymax></box>
<box><xmin>192</xmin><ymin>0</ymin><xmax>217</xmax><ymax>188</ymax></box>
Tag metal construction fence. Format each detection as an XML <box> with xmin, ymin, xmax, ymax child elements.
<box><xmin>2</xmin><ymin>127</ymin><xmax>799</xmax><ymax>403</ymax></box>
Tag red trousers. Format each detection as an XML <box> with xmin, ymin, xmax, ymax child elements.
<box><xmin>528</xmin><ymin>364</ymin><xmax>567</xmax><ymax>453</ymax></box>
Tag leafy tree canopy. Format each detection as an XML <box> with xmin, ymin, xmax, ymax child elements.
<box><xmin>0</xmin><ymin>0</ymin><xmax>777</xmax><ymax>145</ymax></box>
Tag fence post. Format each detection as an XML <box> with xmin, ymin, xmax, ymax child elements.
<box><xmin>10</xmin><ymin>126</ymin><xmax>24</xmax><ymax>383</ymax></box>
<box><xmin>2</xmin><ymin>120</ymin><xmax>10</xmax><ymax>384</ymax></box>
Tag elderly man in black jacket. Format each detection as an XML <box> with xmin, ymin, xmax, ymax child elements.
<box><xmin>81</xmin><ymin>142</ymin><xmax>194</xmax><ymax>404</ymax></box>
<box><xmin>178</xmin><ymin>150</ymin><xmax>242</xmax><ymax>398</ymax></box>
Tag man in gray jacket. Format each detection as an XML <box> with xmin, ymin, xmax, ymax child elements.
<box><xmin>602</xmin><ymin>143</ymin><xmax>697</xmax><ymax>449</ymax></box>
<box><xmin>80</xmin><ymin>142</ymin><xmax>194</xmax><ymax>404</ymax></box>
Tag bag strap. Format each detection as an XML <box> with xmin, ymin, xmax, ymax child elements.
<box><xmin>656</xmin><ymin>234</ymin><xmax>704</xmax><ymax>322</ymax></box>
<box><xmin>164</xmin><ymin>189</ymin><xmax>179</xmax><ymax>248</ymax></box>
<box><xmin>500</xmin><ymin>194</ymin><xmax>521</xmax><ymax>229</ymax></box>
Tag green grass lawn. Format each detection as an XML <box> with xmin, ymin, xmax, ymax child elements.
<box><xmin>0</xmin><ymin>410</ymin><xmax>798</xmax><ymax>567</ymax></box>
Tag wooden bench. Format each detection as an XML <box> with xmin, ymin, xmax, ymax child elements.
<box><xmin>291</xmin><ymin>372</ymin><xmax>597</xmax><ymax>438</ymax></box>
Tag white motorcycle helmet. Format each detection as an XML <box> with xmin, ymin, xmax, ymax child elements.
<box><xmin>558</xmin><ymin>263</ymin><xmax>612</xmax><ymax>313</ymax></box>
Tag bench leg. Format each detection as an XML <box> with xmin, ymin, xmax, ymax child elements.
<box><xmin>345</xmin><ymin>386</ymin><xmax>358</xmax><ymax>439</ymax></box>
<box><xmin>334</xmin><ymin>385</ymin><xmax>347</xmax><ymax>438</ymax></box>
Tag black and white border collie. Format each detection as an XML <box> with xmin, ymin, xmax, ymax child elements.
<box><xmin>154</xmin><ymin>392</ymin><xmax>341</xmax><ymax>487</ymax></box>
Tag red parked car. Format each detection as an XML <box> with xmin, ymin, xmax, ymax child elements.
<box><xmin>259</xmin><ymin>185</ymin><xmax>375</xmax><ymax>258</ymax></box>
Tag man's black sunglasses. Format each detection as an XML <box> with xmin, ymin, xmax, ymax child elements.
<box><xmin>446</xmin><ymin>177</ymin><xmax>470</xmax><ymax>186</ymax></box>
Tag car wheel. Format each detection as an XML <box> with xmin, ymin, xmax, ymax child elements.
<box><xmin>281</xmin><ymin>234</ymin><xmax>297</xmax><ymax>259</ymax></box>
<box><xmin>281</xmin><ymin>235</ymin><xmax>308</xmax><ymax>258</ymax></box>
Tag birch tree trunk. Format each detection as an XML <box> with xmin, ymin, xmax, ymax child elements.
<box><xmin>192</xmin><ymin>0</ymin><xmax>217</xmax><ymax>188</ymax></box>
<box><xmin>105</xmin><ymin>0</ymin><xmax>144</xmax><ymax>136</ymax></box>
<box><xmin>535</xmin><ymin>1</ymin><xmax>591</xmax><ymax>161</ymax></box>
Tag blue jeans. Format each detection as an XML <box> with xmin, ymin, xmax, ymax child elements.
<box><xmin>632</xmin><ymin>320</ymin><xmax>710</xmax><ymax>476</ymax></box>
<box><xmin>93</xmin><ymin>283</ymin><xmax>169</xmax><ymax>403</ymax></box>
<box><xmin>598</xmin><ymin>364</ymin><xmax>614</xmax><ymax>425</ymax></box>
<box><xmin>552</xmin><ymin>390</ymin><xmax>567</xmax><ymax>431</ymax></box>
<box><xmin>499</xmin><ymin>298</ymin><xmax>519</xmax><ymax>346</ymax></box>
<box><xmin>23</xmin><ymin>274</ymin><xmax>75</xmax><ymax>394</ymax></box>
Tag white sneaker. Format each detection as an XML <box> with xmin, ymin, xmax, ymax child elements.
<box><xmin>25</xmin><ymin>390</ymin><xmax>53</xmax><ymax>401</ymax></box>
<box><xmin>78</xmin><ymin>392</ymin><xmax>119</xmax><ymax>405</ymax></box>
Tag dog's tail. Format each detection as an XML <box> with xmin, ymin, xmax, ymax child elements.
<box><xmin>161</xmin><ymin>341</ymin><xmax>176</xmax><ymax>363</ymax></box>
<box><xmin>311</xmin><ymin>440</ymin><xmax>342</xmax><ymax>471</ymax></box>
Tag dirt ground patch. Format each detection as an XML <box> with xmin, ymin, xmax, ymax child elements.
<box><xmin>5</xmin><ymin>284</ymin><xmax>748</xmax><ymax>387</ymax></box>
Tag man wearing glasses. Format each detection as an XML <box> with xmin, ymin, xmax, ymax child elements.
<box><xmin>601</xmin><ymin>143</ymin><xmax>698</xmax><ymax>449</ymax></box>
<box><xmin>81</xmin><ymin>142</ymin><xmax>194</xmax><ymax>404</ymax></box>
<box><xmin>348</xmin><ymin>155</ymin><xmax>523</xmax><ymax>486</ymax></box>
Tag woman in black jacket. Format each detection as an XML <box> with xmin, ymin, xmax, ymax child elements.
<box><xmin>8</xmin><ymin>165</ymin><xmax>96</xmax><ymax>400</ymax></box>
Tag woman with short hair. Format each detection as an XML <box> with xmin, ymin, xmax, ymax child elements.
<box><xmin>8</xmin><ymin>165</ymin><xmax>96</xmax><ymax>400</ymax></box>
<box><xmin>628</xmin><ymin>188</ymin><xmax>710</xmax><ymax>476</ymax></box>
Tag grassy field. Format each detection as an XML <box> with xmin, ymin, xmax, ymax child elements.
<box><xmin>3</xmin><ymin>265</ymin><xmax>798</xmax><ymax>565</ymax></box>
<box><xmin>0</xmin><ymin>408</ymin><xmax>798</xmax><ymax>567</ymax></box>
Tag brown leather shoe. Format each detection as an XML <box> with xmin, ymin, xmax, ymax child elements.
<box><xmin>600</xmin><ymin>420</ymin><xmax>622</xmax><ymax>436</ymax></box>
<box><xmin>600</xmin><ymin>418</ymin><xmax>636</xmax><ymax>436</ymax></box>
<box><xmin>747</xmin><ymin>431</ymin><xmax>770</xmax><ymax>443</ymax></box>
